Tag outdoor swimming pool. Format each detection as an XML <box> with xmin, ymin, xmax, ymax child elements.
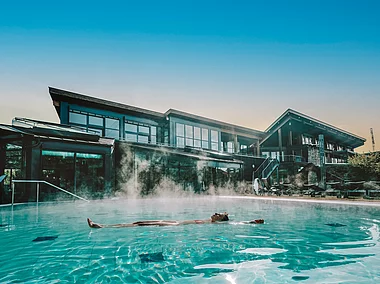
<box><xmin>1</xmin><ymin>197</ymin><xmax>380</xmax><ymax>283</ymax></box>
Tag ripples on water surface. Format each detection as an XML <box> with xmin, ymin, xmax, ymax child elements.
<box><xmin>1</xmin><ymin>197</ymin><xmax>380</xmax><ymax>283</ymax></box>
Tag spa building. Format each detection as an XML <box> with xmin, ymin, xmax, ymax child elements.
<box><xmin>0</xmin><ymin>87</ymin><xmax>366</xmax><ymax>203</ymax></box>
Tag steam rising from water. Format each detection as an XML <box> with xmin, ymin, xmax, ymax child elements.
<box><xmin>116</xmin><ymin>144</ymin><xmax>251</xmax><ymax>199</ymax></box>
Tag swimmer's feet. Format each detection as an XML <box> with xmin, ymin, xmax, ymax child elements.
<box><xmin>87</xmin><ymin>218</ymin><xmax>103</xmax><ymax>228</ymax></box>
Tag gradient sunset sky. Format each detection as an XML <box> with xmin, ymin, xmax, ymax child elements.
<box><xmin>0</xmin><ymin>0</ymin><xmax>379</xmax><ymax>152</ymax></box>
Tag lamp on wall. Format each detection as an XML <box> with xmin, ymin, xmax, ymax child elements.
<box><xmin>252</xmin><ymin>164</ymin><xmax>255</xmax><ymax>181</ymax></box>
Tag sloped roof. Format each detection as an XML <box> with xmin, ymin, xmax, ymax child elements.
<box><xmin>49</xmin><ymin>87</ymin><xmax>165</xmax><ymax>119</ymax></box>
<box><xmin>165</xmin><ymin>109</ymin><xmax>265</xmax><ymax>139</ymax></box>
<box><xmin>0</xmin><ymin>124</ymin><xmax>33</xmax><ymax>140</ymax></box>
<box><xmin>49</xmin><ymin>87</ymin><xmax>265</xmax><ymax>139</ymax></box>
<box><xmin>0</xmin><ymin>122</ymin><xmax>114</xmax><ymax>147</ymax></box>
<box><xmin>262</xmin><ymin>108</ymin><xmax>366</xmax><ymax>148</ymax></box>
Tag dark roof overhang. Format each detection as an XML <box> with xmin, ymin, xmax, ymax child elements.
<box><xmin>14</xmin><ymin>126</ymin><xmax>100</xmax><ymax>142</ymax></box>
<box><xmin>36</xmin><ymin>135</ymin><xmax>115</xmax><ymax>147</ymax></box>
<box><xmin>12</xmin><ymin>117</ymin><xmax>102</xmax><ymax>142</ymax></box>
<box><xmin>0</xmin><ymin>124</ymin><xmax>34</xmax><ymax>142</ymax></box>
<box><xmin>49</xmin><ymin>87</ymin><xmax>165</xmax><ymax>121</ymax></box>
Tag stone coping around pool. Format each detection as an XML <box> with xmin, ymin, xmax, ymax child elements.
<box><xmin>220</xmin><ymin>195</ymin><xmax>380</xmax><ymax>207</ymax></box>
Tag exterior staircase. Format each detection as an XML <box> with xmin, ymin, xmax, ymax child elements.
<box><xmin>255</xmin><ymin>157</ymin><xmax>280</xmax><ymax>180</ymax></box>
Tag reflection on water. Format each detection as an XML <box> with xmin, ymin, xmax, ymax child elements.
<box><xmin>237</xmin><ymin>248</ymin><xmax>287</xmax><ymax>255</ymax></box>
<box><xmin>0</xmin><ymin>197</ymin><xmax>380</xmax><ymax>283</ymax></box>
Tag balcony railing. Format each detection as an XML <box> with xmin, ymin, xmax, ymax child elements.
<box><xmin>118</xmin><ymin>138</ymin><xmax>263</xmax><ymax>158</ymax></box>
<box><xmin>282</xmin><ymin>155</ymin><xmax>306</xmax><ymax>163</ymax></box>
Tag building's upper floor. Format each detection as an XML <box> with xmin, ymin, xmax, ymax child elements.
<box><xmin>49</xmin><ymin>87</ymin><xmax>265</xmax><ymax>156</ymax></box>
<box><xmin>49</xmin><ymin>87</ymin><xmax>366</xmax><ymax>161</ymax></box>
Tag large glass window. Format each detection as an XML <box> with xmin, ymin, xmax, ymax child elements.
<box><xmin>151</xmin><ymin>126</ymin><xmax>157</xmax><ymax>145</ymax></box>
<box><xmin>75</xmin><ymin>153</ymin><xmax>104</xmax><ymax>197</ymax></box>
<box><xmin>105</xmin><ymin>117</ymin><xmax>120</xmax><ymax>139</ymax></box>
<box><xmin>88</xmin><ymin>115</ymin><xmax>103</xmax><ymax>127</ymax></box>
<box><xmin>138</xmin><ymin>136</ymin><xmax>149</xmax><ymax>143</ymax></box>
<box><xmin>106</xmin><ymin>117</ymin><xmax>119</xmax><ymax>130</ymax></box>
<box><xmin>3</xmin><ymin>144</ymin><xmax>23</xmax><ymax>203</ymax></box>
<box><xmin>211</xmin><ymin>130</ymin><xmax>218</xmax><ymax>141</ymax></box>
<box><xmin>87</xmin><ymin>115</ymin><xmax>103</xmax><ymax>136</ymax></box>
<box><xmin>202</xmin><ymin>140</ymin><xmax>209</xmax><ymax>149</ymax></box>
<box><xmin>194</xmin><ymin>127</ymin><xmax>201</xmax><ymax>148</ymax></box>
<box><xmin>227</xmin><ymin>141</ymin><xmax>234</xmax><ymax>153</ymax></box>
<box><xmin>194</xmin><ymin>139</ymin><xmax>201</xmax><ymax>148</ymax></box>
<box><xmin>126</xmin><ymin>133</ymin><xmax>137</xmax><ymax>142</ymax></box>
<box><xmin>164</xmin><ymin>129</ymin><xmax>169</xmax><ymax>145</ymax></box>
<box><xmin>41</xmin><ymin>150</ymin><xmax>104</xmax><ymax>199</ymax></box>
<box><xmin>211</xmin><ymin>130</ymin><xmax>219</xmax><ymax>151</ymax></box>
<box><xmin>139</xmin><ymin>125</ymin><xmax>150</xmax><ymax>135</ymax></box>
<box><xmin>174</xmin><ymin>124</ymin><xmax>219</xmax><ymax>151</ymax></box>
<box><xmin>240</xmin><ymin>144</ymin><xmax>248</xmax><ymax>154</ymax></box>
<box><xmin>176</xmin><ymin>123</ymin><xmax>185</xmax><ymax>148</ymax></box>
<box><xmin>185</xmin><ymin>125</ymin><xmax>193</xmax><ymax>138</ymax></box>
<box><xmin>176</xmin><ymin>123</ymin><xmax>184</xmax><ymax>137</ymax></box>
<box><xmin>41</xmin><ymin>150</ymin><xmax>75</xmax><ymax>196</ymax></box>
<box><xmin>202</xmin><ymin>128</ymin><xmax>209</xmax><ymax>141</ymax></box>
<box><xmin>186</xmin><ymin>138</ymin><xmax>194</xmax><ymax>147</ymax></box>
<box><xmin>202</xmin><ymin>128</ymin><xmax>209</xmax><ymax>149</ymax></box>
<box><xmin>194</xmin><ymin>127</ymin><xmax>201</xmax><ymax>139</ymax></box>
<box><xmin>125</xmin><ymin>121</ymin><xmax>154</xmax><ymax>144</ymax></box>
<box><xmin>105</xmin><ymin>128</ymin><xmax>119</xmax><ymax>139</ymax></box>
<box><xmin>177</xmin><ymin>137</ymin><xmax>185</xmax><ymax>148</ymax></box>
<box><xmin>125</xmin><ymin>123</ymin><xmax>138</xmax><ymax>133</ymax></box>
<box><xmin>68</xmin><ymin>110</ymin><xmax>121</xmax><ymax>139</ymax></box>
<box><xmin>302</xmin><ymin>135</ymin><xmax>313</xmax><ymax>145</ymax></box>
<box><xmin>185</xmin><ymin>125</ymin><xmax>193</xmax><ymax>146</ymax></box>
<box><xmin>69</xmin><ymin>111</ymin><xmax>87</xmax><ymax>125</ymax></box>
<box><xmin>327</xmin><ymin>142</ymin><xmax>335</xmax><ymax>150</ymax></box>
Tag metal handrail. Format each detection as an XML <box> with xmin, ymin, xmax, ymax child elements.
<box><xmin>326</xmin><ymin>171</ymin><xmax>345</xmax><ymax>182</ymax></box>
<box><xmin>11</xmin><ymin>180</ymin><xmax>90</xmax><ymax>205</ymax></box>
<box><xmin>262</xmin><ymin>159</ymin><xmax>280</xmax><ymax>179</ymax></box>
<box><xmin>254</xmin><ymin>157</ymin><xmax>272</xmax><ymax>175</ymax></box>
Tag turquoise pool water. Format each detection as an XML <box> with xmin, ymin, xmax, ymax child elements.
<box><xmin>1</xmin><ymin>197</ymin><xmax>380</xmax><ymax>283</ymax></box>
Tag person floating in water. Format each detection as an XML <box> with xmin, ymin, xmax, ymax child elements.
<box><xmin>87</xmin><ymin>213</ymin><xmax>264</xmax><ymax>228</ymax></box>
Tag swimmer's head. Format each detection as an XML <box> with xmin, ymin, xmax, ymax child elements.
<box><xmin>211</xmin><ymin>212</ymin><xmax>229</xmax><ymax>222</ymax></box>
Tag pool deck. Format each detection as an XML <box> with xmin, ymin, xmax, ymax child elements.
<box><xmin>2</xmin><ymin>195</ymin><xmax>380</xmax><ymax>208</ymax></box>
<box><xmin>220</xmin><ymin>195</ymin><xmax>380</xmax><ymax>207</ymax></box>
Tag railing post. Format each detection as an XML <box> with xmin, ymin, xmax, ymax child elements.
<box><xmin>11</xmin><ymin>181</ymin><xmax>15</xmax><ymax>206</ymax></box>
<box><xmin>36</xmin><ymin>182</ymin><xmax>40</xmax><ymax>204</ymax></box>
<box><xmin>276</xmin><ymin>166</ymin><xmax>279</xmax><ymax>185</ymax></box>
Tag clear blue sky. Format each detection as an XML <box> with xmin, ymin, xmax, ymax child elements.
<box><xmin>0</xmin><ymin>0</ymin><xmax>379</xmax><ymax>151</ymax></box>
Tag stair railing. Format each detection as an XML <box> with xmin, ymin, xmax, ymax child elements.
<box><xmin>11</xmin><ymin>180</ymin><xmax>90</xmax><ymax>205</ymax></box>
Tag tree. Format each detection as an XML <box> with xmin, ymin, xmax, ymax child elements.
<box><xmin>348</xmin><ymin>152</ymin><xmax>380</xmax><ymax>179</ymax></box>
